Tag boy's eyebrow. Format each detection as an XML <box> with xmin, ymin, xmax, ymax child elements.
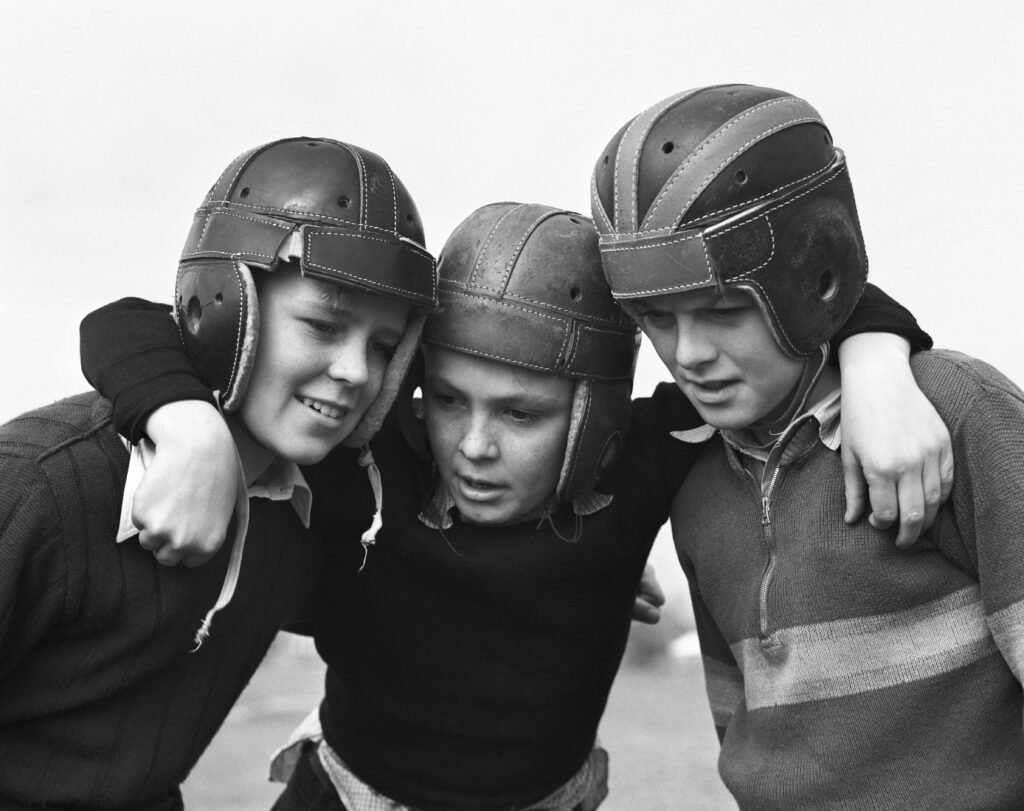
<box><xmin>424</xmin><ymin>372</ymin><xmax>568</xmax><ymax>408</ymax></box>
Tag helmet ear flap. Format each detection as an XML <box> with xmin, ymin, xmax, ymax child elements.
<box><xmin>174</xmin><ymin>258</ymin><xmax>259</xmax><ymax>411</ymax></box>
<box><xmin>345</xmin><ymin>311</ymin><xmax>427</xmax><ymax>450</ymax></box>
<box><xmin>557</xmin><ymin>379</ymin><xmax>632</xmax><ymax>502</ymax></box>
<box><xmin>755</xmin><ymin>195</ymin><xmax>867</xmax><ymax>356</ymax></box>
<box><xmin>394</xmin><ymin>346</ymin><xmax>431</xmax><ymax>463</ymax></box>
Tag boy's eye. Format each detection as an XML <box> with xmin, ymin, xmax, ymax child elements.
<box><xmin>428</xmin><ymin>391</ymin><xmax>460</xmax><ymax>409</ymax></box>
<box><xmin>636</xmin><ymin>309</ymin><xmax>673</xmax><ymax>327</ymax></box>
<box><xmin>504</xmin><ymin>408</ymin><xmax>537</xmax><ymax>425</ymax></box>
<box><xmin>370</xmin><ymin>339</ymin><xmax>398</xmax><ymax>359</ymax></box>
<box><xmin>304</xmin><ymin>319</ymin><xmax>338</xmax><ymax>336</ymax></box>
<box><xmin>706</xmin><ymin>305</ymin><xmax>746</xmax><ymax>319</ymax></box>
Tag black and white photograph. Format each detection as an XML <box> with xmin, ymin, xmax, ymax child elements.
<box><xmin>1</xmin><ymin>2</ymin><xmax>1022</xmax><ymax>809</ymax></box>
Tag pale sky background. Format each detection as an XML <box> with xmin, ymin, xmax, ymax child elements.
<box><xmin>2</xmin><ymin>1</ymin><xmax>1021</xmax><ymax>601</ymax></box>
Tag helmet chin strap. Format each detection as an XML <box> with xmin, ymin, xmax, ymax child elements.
<box><xmin>748</xmin><ymin>344</ymin><xmax>830</xmax><ymax>449</ymax></box>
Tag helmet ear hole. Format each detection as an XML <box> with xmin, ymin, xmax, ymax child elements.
<box><xmin>185</xmin><ymin>296</ymin><xmax>203</xmax><ymax>335</ymax></box>
<box><xmin>596</xmin><ymin>432</ymin><xmax>623</xmax><ymax>477</ymax></box>
<box><xmin>817</xmin><ymin>268</ymin><xmax>838</xmax><ymax>301</ymax></box>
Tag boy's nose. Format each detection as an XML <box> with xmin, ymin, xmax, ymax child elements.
<box><xmin>674</xmin><ymin>318</ymin><xmax>717</xmax><ymax>370</ymax></box>
<box><xmin>458</xmin><ymin>418</ymin><xmax>499</xmax><ymax>460</ymax></box>
<box><xmin>327</xmin><ymin>340</ymin><xmax>371</xmax><ymax>387</ymax></box>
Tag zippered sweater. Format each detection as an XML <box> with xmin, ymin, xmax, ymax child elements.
<box><xmin>673</xmin><ymin>350</ymin><xmax>1024</xmax><ymax>810</ymax></box>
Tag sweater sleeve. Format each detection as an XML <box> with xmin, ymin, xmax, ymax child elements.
<box><xmin>79</xmin><ymin>298</ymin><xmax>216</xmax><ymax>443</ymax></box>
<box><xmin>830</xmin><ymin>282</ymin><xmax>933</xmax><ymax>360</ymax></box>
<box><xmin>942</xmin><ymin>356</ymin><xmax>1024</xmax><ymax>697</ymax></box>
<box><xmin>606</xmin><ymin>383</ymin><xmax>706</xmax><ymax>536</ymax></box>
<box><xmin>0</xmin><ymin>459</ymin><xmax>68</xmax><ymax>680</ymax></box>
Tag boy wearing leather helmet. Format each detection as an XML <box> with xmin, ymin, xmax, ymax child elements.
<box><xmin>0</xmin><ymin>137</ymin><xmax>437</xmax><ymax>810</ymax></box>
<box><xmin>78</xmin><ymin>188</ymin><xmax>935</xmax><ymax>809</ymax></box>
<box><xmin>592</xmin><ymin>83</ymin><xmax>1024</xmax><ymax>807</ymax></box>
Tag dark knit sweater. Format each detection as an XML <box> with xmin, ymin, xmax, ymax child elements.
<box><xmin>0</xmin><ymin>394</ymin><xmax>320</xmax><ymax>809</ymax></box>
<box><xmin>303</xmin><ymin>385</ymin><xmax>698</xmax><ymax>809</ymax></box>
<box><xmin>673</xmin><ymin>350</ymin><xmax>1024</xmax><ymax>809</ymax></box>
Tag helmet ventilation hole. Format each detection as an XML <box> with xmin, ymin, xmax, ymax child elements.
<box><xmin>734</xmin><ymin>169</ymin><xmax>748</xmax><ymax>185</ymax></box>
<box><xmin>661</xmin><ymin>141</ymin><xmax>675</xmax><ymax>154</ymax></box>
<box><xmin>568</xmin><ymin>217</ymin><xmax>581</xmax><ymax>225</ymax></box>
<box><xmin>569</xmin><ymin>286</ymin><xmax>582</xmax><ymax>301</ymax></box>
<box><xmin>817</xmin><ymin>268</ymin><xmax>838</xmax><ymax>301</ymax></box>
<box><xmin>239</xmin><ymin>187</ymin><xmax>250</xmax><ymax>198</ymax></box>
<box><xmin>602</xmin><ymin>155</ymin><xmax>610</xmax><ymax>166</ymax></box>
<box><xmin>337</xmin><ymin>196</ymin><xmax>350</xmax><ymax>208</ymax></box>
<box><xmin>214</xmin><ymin>293</ymin><xmax>223</xmax><ymax>304</ymax></box>
<box><xmin>406</xmin><ymin>213</ymin><xmax>414</xmax><ymax>224</ymax></box>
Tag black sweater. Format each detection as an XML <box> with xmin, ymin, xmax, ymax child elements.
<box><xmin>0</xmin><ymin>394</ymin><xmax>320</xmax><ymax>808</ymax></box>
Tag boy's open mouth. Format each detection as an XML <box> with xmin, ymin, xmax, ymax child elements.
<box><xmin>298</xmin><ymin>396</ymin><xmax>344</xmax><ymax>420</ymax></box>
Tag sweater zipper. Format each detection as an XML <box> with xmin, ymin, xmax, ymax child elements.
<box><xmin>749</xmin><ymin>462</ymin><xmax>782</xmax><ymax>644</ymax></box>
<box><xmin>741</xmin><ymin>415</ymin><xmax>812</xmax><ymax>651</ymax></box>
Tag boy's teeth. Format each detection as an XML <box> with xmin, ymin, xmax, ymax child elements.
<box><xmin>301</xmin><ymin>397</ymin><xmax>341</xmax><ymax>418</ymax></box>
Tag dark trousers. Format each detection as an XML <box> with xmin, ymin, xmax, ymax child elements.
<box><xmin>269</xmin><ymin>743</ymin><xmax>348</xmax><ymax>811</ymax></box>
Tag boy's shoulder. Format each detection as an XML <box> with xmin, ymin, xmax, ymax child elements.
<box><xmin>0</xmin><ymin>391</ymin><xmax>120</xmax><ymax>467</ymax></box>
<box><xmin>911</xmin><ymin>349</ymin><xmax>1024</xmax><ymax>416</ymax></box>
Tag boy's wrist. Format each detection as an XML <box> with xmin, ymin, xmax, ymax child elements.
<box><xmin>837</xmin><ymin>331</ymin><xmax>911</xmax><ymax>371</ymax></box>
<box><xmin>144</xmin><ymin>400</ymin><xmax>226</xmax><ymax>446</ymax></box>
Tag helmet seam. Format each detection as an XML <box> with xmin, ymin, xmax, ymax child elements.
<box><xmin>213</xmin><ymin>144</ymin><xmax>263</xmax><ymax>204</ymax></box>
<box><xmin>497</xmin><ymin>210</ymin><xmax>554</xmax><ymax>295</ymax></box>
<box><xmin>423</xmin><ymin>338</ymin><xmax>630</xmax><ymax>382</ymax></box>
<box><xmin>645</xmin><ymin>100</ymin><xmax>820</xmax><ymax>230</ymax></box>
<box><xmin>305</xmin><ymin>228</ymin><xmax>435</xmax><ymax>261</ymax></box>
<box><xmin>626</xmin><ymin>159</ymin><xmax>833</xmax><ymax>240</ymax></box>
<box><xmin>644</xmin><ymin>97</ymin><xmax>799</xmax><ymax>225</ymax></box>
<box><xmin>468</xmin><ymin>204</ymin><xmax>522</xmax><ymax>290</ymax></box>
<box><xmin>628</xmin><ymin>91</ymin><xmax>696</xmax><ymax>231</ymax></box>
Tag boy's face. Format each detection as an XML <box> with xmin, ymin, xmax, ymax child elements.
<box><xmin>240</xmin><ymin>266</ymin><xmax>410</xmax><ymax>464</ymax></box>
<box><xmin>629</xmin><ymin>287</ymin><xmax>805</xmax><ymax>436</ymax></box>
<box><xmin>421</xmin><ymin>346</ymin><xmax>573</xmax><ymax>525</ymax></box>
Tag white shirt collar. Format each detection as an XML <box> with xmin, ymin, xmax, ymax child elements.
<box><xmin>670</xmin><ymin>386</ymin><xmax>844</xmax><ymax>460</ymax></box>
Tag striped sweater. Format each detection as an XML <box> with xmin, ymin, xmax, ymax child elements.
<box><xmin>0</xmin><ymin>393</ymin><xmax>320</xmax><ymax>809</ymax></box>
<box><xmin>673</xmin><ymin>350</ymin><xmax>1024</xmax><ymax>809</ymax></box>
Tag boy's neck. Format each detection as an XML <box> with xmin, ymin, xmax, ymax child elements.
<box><xmin>224</xmin><ymin>414</ymin><xmax>278</xmax><ymax>487</ymax></box>
<box><xmin>746</xmin><ymin>363</ymin><xmax>842</xmax><ymax>447</ymax></box>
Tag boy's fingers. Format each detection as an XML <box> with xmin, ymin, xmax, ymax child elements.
<box><xmin>865</xmin><ymin>475</ymin><xmax>899</xmax><ymax>532</ymax></box>
<box><xmin>939</xmin><ymin>446</ymin><xmax>955</xmax><ymax>502</ymax></box>
<box><xmin>637</xmin><ymin>564</ymin><xmax>666</xmax><ymax>606</ymax></box>
<box><xmin>920</xmin><ymin>460</ymin><xmax>946</xmax><ymax>533</ymax></box>
<box><xmin>842</xmin><ymin>454</ymin><xmax>868</xmax><ymax>524</ymax></box>
<box><xmin>137</xmin><ymin>529</ymin><xmax>163</xmax><ymax>552</ymax></box>
<box><xmin>632</xmin><ymin>597</ymin><xmax>662</xmax><ymax>625</ymax></box>
<box><xmin>152</xmin><ymin>544</ymin><xmax>185</xmax><ymax>567</ymax></box>
<box><xmin>893</xmin><ymin>473</ymin><xmax>926</xmax><ymax>548</ymax></box>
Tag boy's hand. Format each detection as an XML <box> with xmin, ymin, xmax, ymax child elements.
<box><xmin>632</xmin><ymin>564</ymin><xmax>666</xmax><ymax>624</ymax></box>
<box><xmin>839</xmin><ymin>333</ymin><xmax>954</xmax><ymax>547</ymax></box>
<box><xmin>133</xmin><ymin>401</ymin><xmax>238</xmax><ymax>567</ymax></box>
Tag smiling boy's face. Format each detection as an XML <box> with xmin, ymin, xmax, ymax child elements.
<box><xmin>421</xmin><ymin>345</ymin><xmax>573</xmax><ymax>525</ymax></box>
<box><xmin>239</xmin><ymin>265</ymin><xmax>411</xmax><ymax>465</ymax></box>
<box><xmin>627</xmin><ymin>287</ymin><xmax>806</xmax><ymax>441</ymax></box>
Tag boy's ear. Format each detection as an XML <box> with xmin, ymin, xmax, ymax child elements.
<box><xmin>396</xmin><ymin>350</ymin><xmax>431</xmax><ymax>462</ymax></box>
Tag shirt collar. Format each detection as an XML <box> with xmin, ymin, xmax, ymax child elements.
<box><xmin>417</xmin><ymin>482</ymin><xmax>613</xmax><ymax>530</ymax></box>
<box><xmin>116</xmin><ymin>419</ymin><xmax>312</xmax><ymax>543</ymax></box>
<box><xmin>670</xmin><ymin>386</ymin><xmax>844</xmax><ymax>460</ymax></box>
